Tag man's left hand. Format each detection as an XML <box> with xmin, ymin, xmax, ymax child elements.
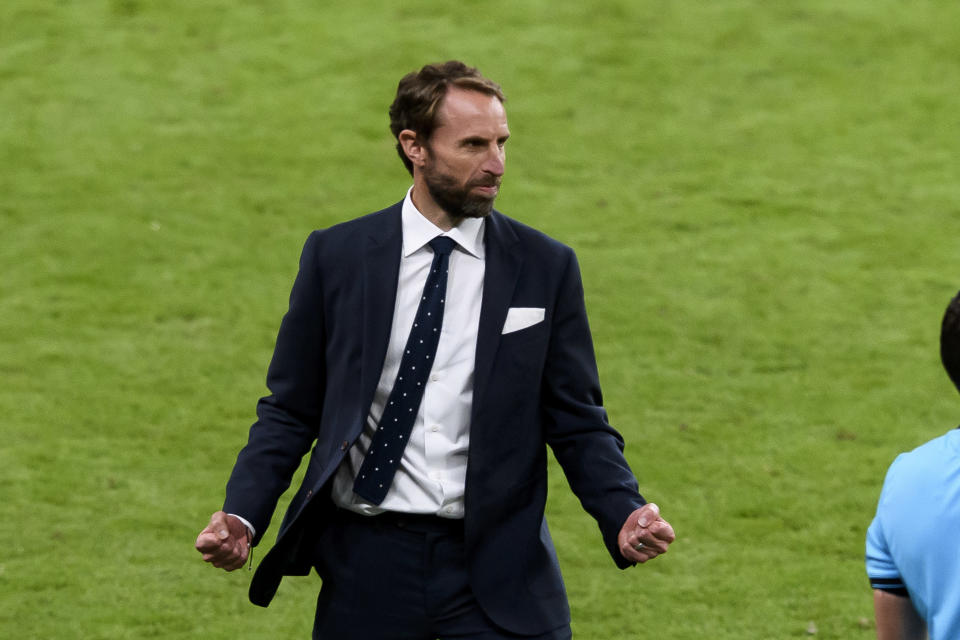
<box><xmin>618</xmin><ymin>503</ymin><xmax>676</xmax><ymax>564</ymax></box>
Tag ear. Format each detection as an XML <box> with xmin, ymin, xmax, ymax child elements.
<box><xmin>398</xmin><ymin>129</ymin><xmax>428</xmax><ymax>169</ymax></box>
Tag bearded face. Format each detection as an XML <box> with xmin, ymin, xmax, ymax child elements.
<box><xmin>404</xmin><ymin>88</ymin><xmax>509</xmax><ymax>227</ymax></box>
<box><xmin>421</xmin><ymin>152</ymin><xmax>501</xmax><ymax>221</ymax></box>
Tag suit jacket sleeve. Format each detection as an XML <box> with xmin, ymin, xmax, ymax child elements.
<box><xmin>541</xmin><ymin>247</ymin><xmax>645</xmax><ymax>568</ymax></box>
<box><xmin>222</xmin><ymin>231</ymin><xmax>326</xmax><ymax>545</ymax></box>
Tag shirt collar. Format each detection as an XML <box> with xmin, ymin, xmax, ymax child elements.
<box><xmin>401</xmin><ymin>187</ymin><xmax>486</xmax><ymax>259</ymax></box>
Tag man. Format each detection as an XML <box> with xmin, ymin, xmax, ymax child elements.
<box><xmin>196</xmin><ymin>60</ymin><xmax>675</xmax><ymax>639</ymax></box>
<box><xmin>866</xmin><ymin>290</ymin><xmax>960</xmax><ymax>640</ymax></box>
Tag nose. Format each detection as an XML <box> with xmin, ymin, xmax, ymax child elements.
<box><xmin>483</xmin><ymin>145</ymin><xmax>505</xmax><ymax>177</ymax></box>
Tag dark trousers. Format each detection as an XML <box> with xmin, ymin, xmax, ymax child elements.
<box><xmin>312</xmin><ymin>509</ymin><xmax>572</xmax><ymax>640</ymax></box>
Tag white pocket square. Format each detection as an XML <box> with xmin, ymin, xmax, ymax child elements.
<box><xmin>502</xmin><ymin>307</ymin><xmax>545</xmax><ymax>334</ymax></box>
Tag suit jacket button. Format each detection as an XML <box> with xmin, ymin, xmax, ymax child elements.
<box><xmin>307</xmin><ymin>489</ymin><xmax>313</xmax><ymax>498</ymax></box>
<box><xmin>340</xmin><ymin>440</ymin><xmax>349</xmax><ymax>451</ymax></box>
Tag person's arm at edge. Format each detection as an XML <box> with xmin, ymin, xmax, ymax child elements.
<box><xmin>873</xmin><ymin>589</ymin><xmax>927</xmax><ymax>640</ymax></box>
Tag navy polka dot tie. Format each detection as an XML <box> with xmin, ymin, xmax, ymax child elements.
<box><xmin>353</xmin><ymin>236</ymin><xmax>457</xmax><ymax>505</ymax></box>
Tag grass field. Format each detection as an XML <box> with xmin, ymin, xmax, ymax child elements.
<box><xmin>3</xmin><ymin>1</ymin><xmax>960</xmax><ymax>638</ymax></box>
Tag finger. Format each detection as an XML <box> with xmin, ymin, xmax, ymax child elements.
<box><xmin>622</xmin><ymin>530</ymin><xmax>656</xmax><ymax>558</ymax></box>
<box><xmin>620</xmin><ymin>540</ymin><xmax>644</xmax><ymax>563</ymax></box>
<box><xmin>634</xmin><ymin>536</ymin><xmax>669</xmax><ymax>555</ymax></box>
<box><xmin>208</xmin><ymin>546</ymin><xmax>242</xmax><ymax>568</ymax></box>
<box><xmin>195</xmin><ymin>531</ymin><xmax>227</xmax><ymax>553</ymax></box>
<box><xmin>196</xmin><ymin>526</ymin><xmax>240</xmax><ymax>551</ymax></box>
<box><xmin>224</xmin><ymin>545</ymin><xmax>250</xmax><ymax>572</ymax></box>
<box><xmin>211</xmin><ymin>539</ymin><xmax>249</xmax><ymax>570</ymax></box>
<box><xmin>620</xmin><ymin>540</ymin><xmax>660</xmax><ymax>564</ymax></box>
<box><xmin>633</xmin><ymin>539</ymin><xmax>667</xmax><ymax>562</ymax></box>
<box><xmin>649</xmin><ymin>519</ymin><xmax>676</xmax><ymax>544</ymax></box>
<box><xmin>208</xmin><ymin>511</ymin><xmax>232</xmax><ymax>540</ymax></box>
<box><xmin>638</xmin><ymin>522</ymin><xmax>673</xmax><ymax>547</ymax></box>
<box><xmin>197</xmin><ymin>538</ymin><xmax>244</xmax><ymax>568</ymax></box>
<box><xmin>632</xmin><ymin>530</ymin><xmax>670</xmax><ymax>555</ymax></box>
<box><xmin>214</xmin><ymin>553</ymin><xmax>243</xmax><ymax>571</ymax></box>
<box><xmin>210</xmin><ymin>555</ymin><xmax>239</xmax><ymax>569</ymax></box>
<box><xmin>635</xmin><ymin>503</ymin><xmax>660</xmax><ymax>528</ymax></box>
<box><xmin>641</xmin><ymin>537</ymin><xmax>670</xmax><ymax>555</ymax></box>
<box><xmin>221</xmin><ymin>560</ymin><xmax>243</xmax><ymax>572</ymax></box>
<box><xmin>201</xmin><ymin>543</ymin><xmax>234</xmax><ymax>563</ymax></box>
<box><xmin>625</xmin><ymin>532</ymin><xmax>671</xmax><ymax>559</ymax></box>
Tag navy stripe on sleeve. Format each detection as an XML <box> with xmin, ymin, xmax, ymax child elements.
<box><xmin>870</xmin><ymin>576</ymin><xmax>909</xmax><ymax>597</ymax></box>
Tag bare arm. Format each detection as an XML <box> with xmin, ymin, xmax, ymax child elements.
<box><xmin>873</xmin><ymin>589</ymin><xmax>926</xmax><ymax>640</ymax></box>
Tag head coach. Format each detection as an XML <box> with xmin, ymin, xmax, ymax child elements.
<box><xmin>196</xmin><ymin>60</ymin><xmax>676</xmax><ymax>639</ymax></box>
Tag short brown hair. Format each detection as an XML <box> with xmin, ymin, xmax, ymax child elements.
<box><xmin>389</xmin><ymin>61</ymin><xmax>505</xmax><ymax>175</ymax></box>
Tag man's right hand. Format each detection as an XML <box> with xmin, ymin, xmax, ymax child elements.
<box><xmin>195</xmin><ymin>511</ymin><xmax>250</xmax><ymax>571</ymax></box>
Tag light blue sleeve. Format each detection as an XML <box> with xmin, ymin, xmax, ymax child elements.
<box><xmin>865</xmin><ymin>464</ymin><xmax>905</xmax><ymax>592</ymax></box>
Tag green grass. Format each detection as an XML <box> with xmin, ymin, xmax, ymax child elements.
<box><xmin>3</xmin><ymin>0</ymin><xmax>960</xmax><ymax>637</ymax></box>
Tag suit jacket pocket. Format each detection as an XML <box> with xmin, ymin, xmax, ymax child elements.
<box><xmin>499</xmin><ymin>320</ymin><xmax>549</xmax><ymax>375</ymax></box>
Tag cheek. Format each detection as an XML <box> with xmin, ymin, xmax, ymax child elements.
<box><xmin>432</xmin><ymin>152</ymin><xmax>476</xmax><ymax>186</ymax></box>
<box><xmin>448</xmin><ymin>162</ymin><xmax>476</xmax><ymax>186</ymax></box>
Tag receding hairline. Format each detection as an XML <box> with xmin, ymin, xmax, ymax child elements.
<box><xmin>428</xmin><ymin>85</ymin><xmax>508</xmax><ymax>133</ymax></box>
<box><xmin>388</xmin><ymin>61</ymin><xmax>506</xmax><ymax>174</ymax></box>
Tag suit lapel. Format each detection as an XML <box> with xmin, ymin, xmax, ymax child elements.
<box><xmin>357</xmin><ymin>206</ymin><xmax>520</xmax><ymax>428</ymax></box>
<box><xmin>359</xmin><ymin>204</ymin><xmax>403</xmax><ymax>420</ymax></box>
<box><xmin>472</xmin><ymin>211</ymin><xmax>521</xmax><ymax>412</ymax></box>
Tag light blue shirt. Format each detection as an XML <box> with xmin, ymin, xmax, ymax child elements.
<box><xmin>866</xmin><ymin>427</ymin><xmax>960</xmax><ymax>640</ymax></box>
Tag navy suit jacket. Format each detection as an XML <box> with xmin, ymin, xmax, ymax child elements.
<box><xmin>223</xmin><ymin>202</ymin><xmax>645</xmax><ymax>635</ymax></box>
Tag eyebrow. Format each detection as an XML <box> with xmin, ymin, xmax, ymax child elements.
<box><xmin>460</xmin><ymin>134</ymin><xmax>510</xmax><ymax>145</ymax></box>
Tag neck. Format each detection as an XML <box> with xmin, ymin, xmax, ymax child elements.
<box><xmin>410</xmin><ymin>180</ymin><xmax>458</xmax><ymax>231</ymax></box>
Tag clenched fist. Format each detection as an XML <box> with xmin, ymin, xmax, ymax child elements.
<box><xmin>195</xmin><ymin>511</ymin><xmax>250</xmax><ymax>571</ymax></box>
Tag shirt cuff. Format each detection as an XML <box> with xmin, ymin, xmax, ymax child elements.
<box><xmin>227</xmin><ymin>513</ymin><xmax>255</xmax><ymax>538</ymax></box>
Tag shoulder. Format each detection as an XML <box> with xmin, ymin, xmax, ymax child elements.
<box><xmin>878</xmin><ymin>429</ymin><xmax>960</xmax><ymax>505</ymax></box>
<box><xmin>488</xmin><ymin>210</ymin><xmax>575</xmax><ymax>262</ymax></box>
<box><xmin>313</xmin><ymin>201</ymin><xmax>402</xmax><ymax>241</ymax></box>
<box><xmin>888</xmin><ymin>429</ymin><xmax>960</xmax><ymax>476</ymax></box>
<box><xmin>301</xmin><ymin>202</ymin><xmax>402</xmax><ymax>258</ymax></box>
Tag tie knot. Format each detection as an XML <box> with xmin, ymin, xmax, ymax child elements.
<box><xmin>428</xmin><ymin>236</ymin><xmax>457</xmax><ymax>257</ymax></box>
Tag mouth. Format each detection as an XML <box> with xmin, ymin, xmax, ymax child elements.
<box><xmin>471</xmin><ymin>183</ymin><xmax>500</xmax><ymax>197</ymax></box>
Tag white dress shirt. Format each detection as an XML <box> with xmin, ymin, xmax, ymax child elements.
<box><xmin>330</xmin><ymin>189</ymin><xmax>486</xmax><ymax>518</ymax></box>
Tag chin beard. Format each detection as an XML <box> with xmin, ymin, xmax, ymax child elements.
<box><xmin>424</xmin><ymin>169</ymin><xmax>498</xmax><ymax>221</ymax></box>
